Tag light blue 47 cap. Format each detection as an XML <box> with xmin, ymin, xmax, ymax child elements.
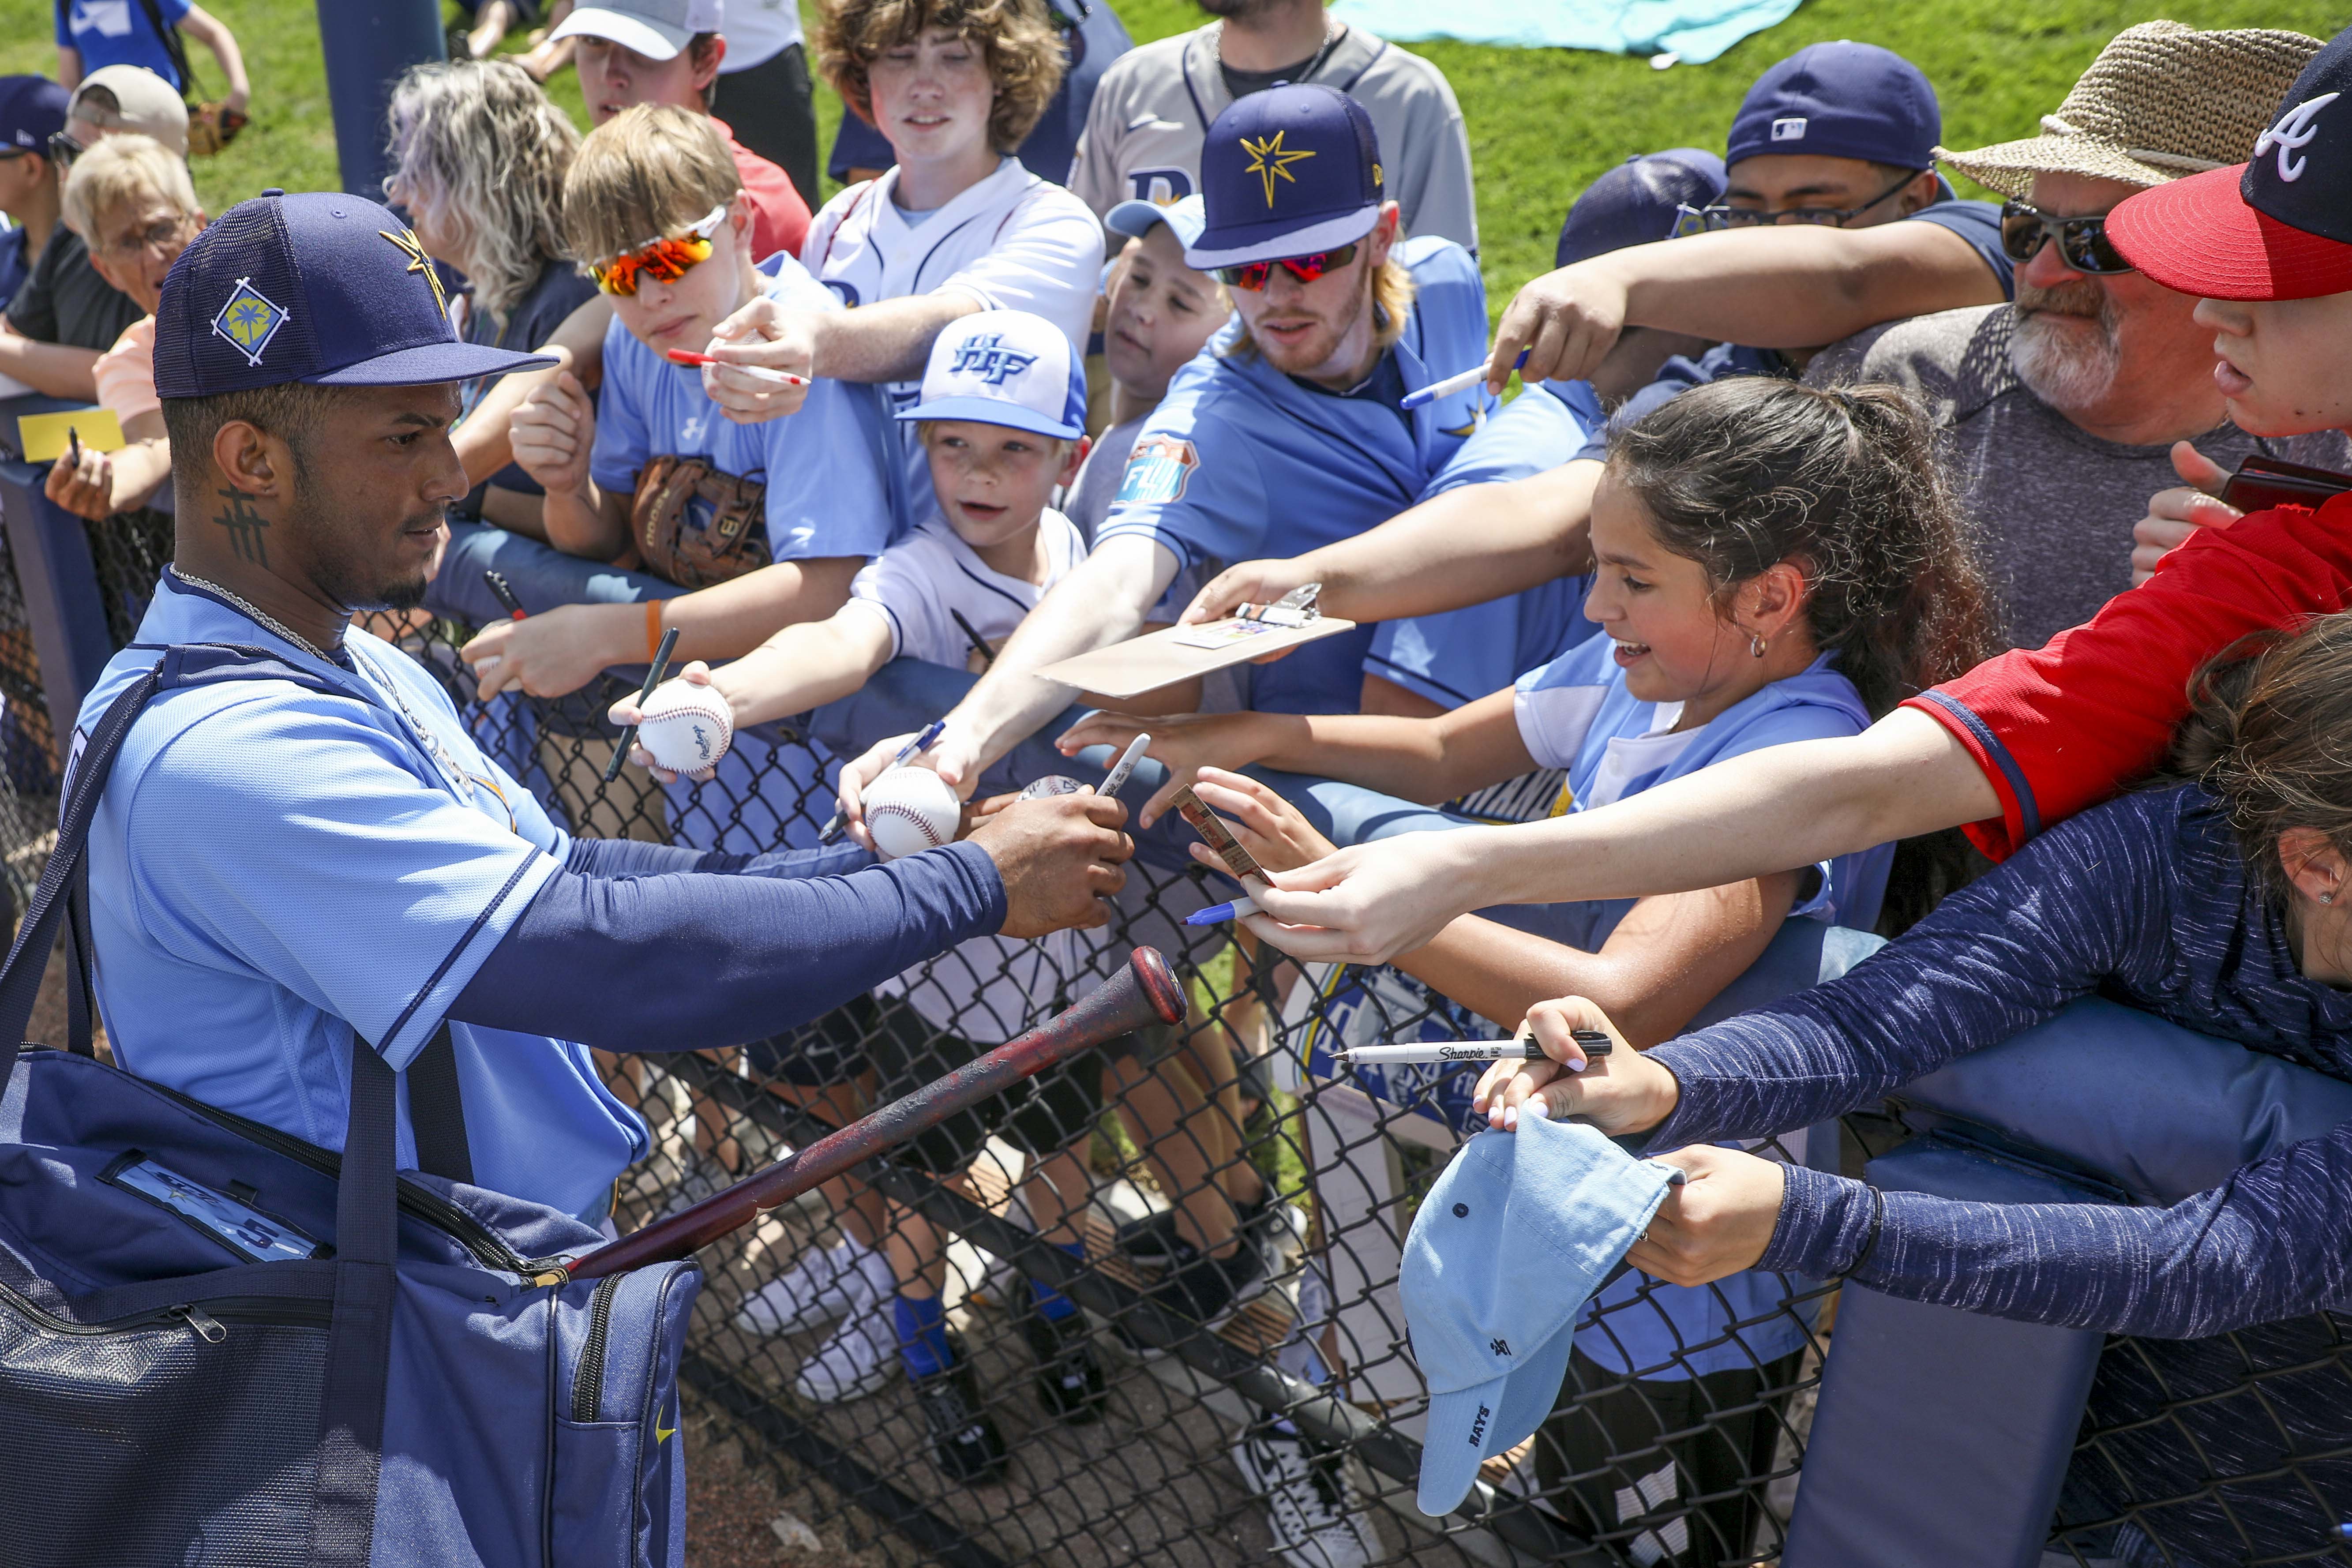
<box><xmin>1104</xmin><ymin>193</ymin><xmax>1208</xmax><ymax>251</ymax></box>
<box><xmin>1401</xmin><ymin>1114</ymin><xmax>1680</xmax><ymax>1517</ymax></box>
<box><xmin>900</xmin><ymin>309</ymin><xmax>1087</xmax><ymax>440</ymax></box>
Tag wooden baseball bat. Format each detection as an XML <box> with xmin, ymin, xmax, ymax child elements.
<box><xmin>566</xmin><ymin>946</ymin><xmax>1186</xmax><ymax>1281</ymax></box>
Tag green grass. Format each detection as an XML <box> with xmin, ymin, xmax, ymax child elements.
<box><xmin>0</xmin><ymin>0</ymin><xmax>2343</xmax><ymax>320</ymax></box>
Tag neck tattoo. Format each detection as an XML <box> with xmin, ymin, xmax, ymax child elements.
<box><xmin>169</xmin><ymin>564</ymin><xmax>338</xmax><ymax>663</ymax></box>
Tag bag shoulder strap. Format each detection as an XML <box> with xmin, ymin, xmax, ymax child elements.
<box><xmin>129</xmin><ymin>0</ymin><xmax>198</xmax><ymax>97</ymax></box>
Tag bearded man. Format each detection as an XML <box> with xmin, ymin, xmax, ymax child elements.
<box><xmin>1803</xmin><ymin>21</ymin><xmax>2348</xmax><ymax>645</ymax></box>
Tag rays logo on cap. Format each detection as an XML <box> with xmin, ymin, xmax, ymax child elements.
<box><xmin>948</xmin><ymin>332</ymin><xmax>1036</xmax><ymax>386</ymax></box>
<box><xmin>1240</xmin><ymin>130</ymin><xmax>1316</xmax><ymax>207</ymax></box>
<box><xmin>379</xmin><ymin>226</ymin><xmax>449</xmax><ymax>314</ymax></box>
<box><xmin>210</xmin><ymin>278</ymin><xmax>290</xmax><ymax>367</ymax></box>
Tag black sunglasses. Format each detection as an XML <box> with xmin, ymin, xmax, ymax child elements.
<box><xmin>1999</xmin><ymin>199</ymin><xmax>2136</xmax><ymax>275</ymax></box>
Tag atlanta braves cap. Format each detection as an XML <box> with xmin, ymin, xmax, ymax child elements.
<box><xmin>899</xmin><ymin>310</ymin><xmax>1086</xmax><ymax>440</ymax></box>
<box><xmin>1402</xmin><ymin>1115</ymin><xmax>1678</xmax><ymax>1519</ymax></box>
<box><xmin>1105</xmin><ymin>192</ymin><xmax>1208</xmax><ymax>251</ymax></box>
<box><xmin>2107</xmin><ymin>25</ymin><xmax>2352</xmax><ymax>300</ymax></box>
<box><xmin>1188</xmin><ymin>83</ymin><xmax>1384</xmax><ymax>270</ymax></box>
<box><xmin>1556</xmin><ymin>149</ymin><xmax>1727</xmax><ymax>269</ymax></box>
<box><xmin>1725</xmin><ymin>41</ymin><xmax>1940</xmax><ymax>172</ymax></box>
<box><xmin>551</xmin><ymin>0</ymin><xmax>723</xmax><ymax>62</ymax></box>
<box><xmin>153</xmin><ymin>190</ymin><xmax>554</xmax><ymax>398</ymax></box>
<box><xmin>0</xmin><ymin>75</ymin><xmax>68</xmax><ymax>156</ymax></box>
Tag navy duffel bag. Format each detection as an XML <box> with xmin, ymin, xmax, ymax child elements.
<box><xmin>0</xmin><ymin>644</ymin><xmax>700</xmax><ymax>1567</ymax></box>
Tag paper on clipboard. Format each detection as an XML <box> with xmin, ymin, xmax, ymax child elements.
<box><xmin>19</xmin><ymin>408</ymin><xmax>125</xmax><ymax>461</ymax></box>
<box><xmin>1035</xmin><ymin>613</ymin><xmax>1356</xmax><ymax>701</ymax></box>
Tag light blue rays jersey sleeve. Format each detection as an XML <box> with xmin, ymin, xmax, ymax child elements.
<box><xmin>78</xmin><ymin>576</ymin><xmax>647</xmax><ymax>1219</ymax></box>
<box><xmin>1364</xmin><ymin>379</ymin><xmax>1606</xmax><ymax>709</ymax></box>
<box><xmin>1096</xmin><ymin>236</ymin><xmax>1494</xmax><ymax>715</ymax></box>
<box><xmin>593</xmin><ymin>255</ymin><xmax>908</xmax><ymax>564</ymax></box>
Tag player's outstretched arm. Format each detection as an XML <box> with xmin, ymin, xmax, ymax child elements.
<box><xmin>1244</xmin><ymin>705</ymin><xmax>1998</xmax><ymax>963</ymax></box>
<box><xmin>1183</xmin><ymin>460</ymin><xmax>1603</xmax><ymax>626</ymax></box>
<box><xmin>701</xmin><ymin>606</ymin><xmax>897</xmax><ymax>733</ymax></box>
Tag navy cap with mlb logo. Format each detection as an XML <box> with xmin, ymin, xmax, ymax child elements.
<box><xmin>2108</xmin><ymin>26</ymin><xmax>2352</xmax><ymax>301</ymax></box>
<box><xmin>1723</xmin><ymin>41</ymin><xmax>1941</xmax><ymax>172</ymax></box>
<box><xmin>153</xmin><ymin>189</ymin><xmax>555</xmax><ymax>399</ymax></box>
<box><xmin>1186</xmin><ymin>83</ymin><xmax>1386</xmax><ymax>270</ymax></box>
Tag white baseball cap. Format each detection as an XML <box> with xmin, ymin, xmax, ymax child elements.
<box><xmin>70</xmin><ymin>65</ymin><xmax>188</xmax><ymax>157</ymax></box>
<box><xmin>900</xmin><ymin>311</ymin><xmax>1087</xmax><ymax>441</ymax></box>
<box><xmin>551</xmin><ymin>0</ymin><xmax>724</xmax><ymax>61</ymax></box>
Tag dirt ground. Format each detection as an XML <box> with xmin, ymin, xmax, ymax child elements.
<box><xmin>682</xmin><ymin>1389</ymin><xmax>893</xmax><ymax>1568</ymax></box>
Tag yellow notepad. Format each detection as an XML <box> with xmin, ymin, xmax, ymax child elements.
<box><xmin>19</xmin><ymin>408</ymin><xmax>125</xmax><ymax>462</ymax></box>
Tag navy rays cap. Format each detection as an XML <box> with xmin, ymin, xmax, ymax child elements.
<box><xmin>153</xmin><ymin>190</ymin><xmax>555</xmax><ymax>399</ymax></box>
<box><xmin>1725</xmin><ymin>41</ymin><xmax>1940</xmax><ymax>171</ymax></box>
<box><xmin>1189</xmin><ymin>83</ymin><xmax>1384</xmax><ymax>270</ymax></box>
<box><xmin>1556</xmin><ymin>149</ymin><xmax>1727</xmax><ymax>268</ymax></box>
<box><xmin>2109</xmin><ymin>25</ymin><xmax>2352</xmax><ymax>300</ymax></box>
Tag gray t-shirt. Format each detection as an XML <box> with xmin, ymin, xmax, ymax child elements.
<box><xmin>1067</xmin><ymin>23</ymin><xmax>1478</xmax><ymax>256</ymax></box>
<box><xmin>1063</xmin><ymin>413</ymin><xmax>1144</xmax><ymax>543</ymax></box>
<box><xmin>1807</xmin><ymin>305</ymin><xmax>2352</xmax><ymax>649</ymax></box>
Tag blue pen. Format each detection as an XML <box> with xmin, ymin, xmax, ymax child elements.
<box><xmin>821</xmin><ymin>719</ymin><xmax>945</xmax><ymax>843</ymax></box>
<box><xmin>1399</xmin><ymin>348</ymin><xmax>1530</xmax><ymax>411</ymax></box>
<box><xmin>1185</xmin><ymin>895</ymin><xmax>1261</xmax><ymax>926</ymax></box>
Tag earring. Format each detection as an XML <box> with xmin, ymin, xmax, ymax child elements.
<box><xmin>1749</xmin><ymin>633</ymin><xmax>1767</xmax><ymax>659</ymax></box>
<box><xmin>2325</xmin><ymin>892</ymin><xmax>2337</xmax><ymax>905</ymax></box>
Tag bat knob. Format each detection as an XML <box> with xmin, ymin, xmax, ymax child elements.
<box><xmin>1129</xmin><ymin>946</ymin><xmax>1186</xmax><ymax>1027</ymax></box>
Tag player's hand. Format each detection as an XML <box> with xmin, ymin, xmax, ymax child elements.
<box><xmin>2132</xmin><ymin>442</ymin><xmax>2239</xmax><ymax>585</ymax></box>
<box><xmin>834</xmin><ymin>728</ymin><xmax>983</xmax><ymax>851</ymax></box>
<box><xmin>1622</xmin><ymin>1145</ymin><xmax>1785</xmax><ymax>1287</ymax></box>
<box><xmin>968</xmin><ymin>792</ymin><xmax>1134</xmax><ymax>938</ymax></box>
<box><xmin>463</xmin><ymin>604</ymin><xmax>626</xmax><ymax>701</ymax></box>
<box><xmin>1186</xmin><ymin>767</ymin><xmax>1335</xmax><ymax>874</ymax></box>
<box><xmin>509</xmin><ymin>370</ymin><xmax>596</xmax><ymax>496</ymax></box>
<box><xmin>1180</xmin><ymin>555</ymin><xmax>1328</xmax><ymax>626</ymax></box>
<box><xmin>1236</xmin><ymin>830</ymin><xmax>1493</xmax><ymax>964</ymax></box>
<box><xmin>701</xmin><ymin>296</ymin><xmax>817</xmax><ymax>424</ymax></box>
<box><xmin>44</xmin><ymin>444</ymin><xmax>115</xmax><ymax>520</ymax></box>
<box><xmin>607</xmin><ymin>660</ymin><xmax>723</xmax><ymax>782</ymax></box>
<box><xmin>1488</xmin><ymin>262</ymin><xmax>1629</xmax><ymax>392</ymax></box>
<box><xmin>1470</xmin><ymin>995</ymin><xmax>1677</xmax><ymax>1136</ymax></box>
<box><xmin>1054</xmin><ymin>709</ymin><xmax>1257</xmax><ymax>828</ymax></box>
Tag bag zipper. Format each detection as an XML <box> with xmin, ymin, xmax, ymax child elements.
<box><xmin>570</xmin><ymin>1273</ymin><xmax>623</xmax><ymax>1421</ymax></box>
<box><xmin>0</xmin><ymin>1276</ymin><xmax>331</xmax><ymax>1342</ymax></box>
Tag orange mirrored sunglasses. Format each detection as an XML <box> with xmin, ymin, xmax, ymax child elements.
<box><xmin>590</xmin><ymin>203</ymin><xmax>729</xmax><ymax>296</ymax></box>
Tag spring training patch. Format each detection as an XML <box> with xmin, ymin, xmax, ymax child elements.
<box><xmin>1111</xmin><ymin>434</ymin><xmax>1199</xmax><ymax>509</ymax></box>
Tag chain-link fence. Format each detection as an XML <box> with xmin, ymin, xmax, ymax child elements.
<box><xmin>22</xmin><ymin>499</ymin><xmax>2352</xmax><ymax>1566</ymax></box>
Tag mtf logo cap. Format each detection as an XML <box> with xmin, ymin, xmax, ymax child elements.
<box><xmin>899</xmin><ymin>310</ymin><xmax>1086</xmax><ymax>440</ymax></box>
<box><xmin>154</xmin><ymin>190</ymin><xmax>554</xmax><ymax>398</ymax></box>
<box><xmin>1187</xmin><ymin>83</ymin><xmax>1384</xmax><ymax>271</ymax></box>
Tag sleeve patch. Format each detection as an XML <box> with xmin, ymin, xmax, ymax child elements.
<box><xmin>1111</xmin><ymin>435</ymin><xmax>1199</xmax><ymax>510</ymax></box>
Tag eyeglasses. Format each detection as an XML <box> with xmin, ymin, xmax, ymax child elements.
<box><xmin>45</xmin><ymin>129</ymin><xmax>83</xmax><ymax>169</ymax></box>
<box><xmin>95</xmin><ymin>214</ymin><xmax>195</xmax><ymax>263</ymax></box>
<box><xmin>589</xmin><ymin>203</ymin><xmax>728</xmax><ymax>296</ymax></box>
<box><xmin>1212</xmin><ymin>242</ymin><xmax>1360</xmax><ymax>292</ymax></box>
<box><xmin>1694</xmin><ymin>169</ymin><xmax>1923</xmax><ymax>230</ymax></box>
<box><xmin>1998</xmin><ymin>199</ymin><xmax>2136</xmax><ymax>275</ymax></box>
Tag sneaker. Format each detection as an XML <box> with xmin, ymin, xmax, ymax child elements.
<box><xmin>1231</xmin><ymin>1424</ymin><xmax>1380</xmax><ymax>1568</ymax></box>
<box><xmin>1117</xmin><ymin>1193</ymin><xmax>1304</xmax><ymax>1270</ymax></box>
<box><xmin>790</xmin><ymin>1308</ymin><xmax>895</xmax><ymax>1404</ymax></box>
<box><xmin>1019</xmin><ymin>1305</ymin><xmax>1107</xmax><ymax>1424</ymax></box>
<box><xmin>912</xmin><ymin>1333</ymin><xmax>1009</xmax><ymax>1483</ymax></box>
<box><xmin>734</xmin><ymin>1236</ymin><xmax>889</xmax><ymax>1338</ymax></box>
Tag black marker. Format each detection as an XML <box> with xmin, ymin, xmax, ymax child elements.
<box><xmin>605</xmin><ymin>626</ymin><xmax>680</xmax><ymax>782</ymax></box>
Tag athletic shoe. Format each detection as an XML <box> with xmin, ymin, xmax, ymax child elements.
<box><xmin>733</xmin><ymin>1235</ymin><xmax>890</xmax><ymax>1338</ymax></box>
<box><xmin>1116</xmin><ymin>1194</ymin><xmax>1305</xmax><ymax>1270</ymax></box>
<box><xmin>789</xmin><ymin>1308</ymin><xmax>895</xmax><ymax>1404</ymax></box>
<box><xmin>912</xmin><ymin>1333</ymin><xmax>1009</xmax><ymax>1483</ymax></box>
<box><xmin>1231</xmin><ymin>1424</ymin><xmax>1380</xmax><ymax>1568</ymax></box>
<box><xmin>1019</xmin><ymin>1304</ymin><xmax>1108</xmax><ymax>1424</ymax></box>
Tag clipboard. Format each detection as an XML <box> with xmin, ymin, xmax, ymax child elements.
<box><xmin>1036</xmin><ymin>584</ymin><xmax>1356</xmax><ymax>702</ymax></box>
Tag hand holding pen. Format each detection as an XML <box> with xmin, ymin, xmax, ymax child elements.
<box><xmin>822</xmin><ymin>720</ymin><xmax>946</xmax><ymax>843</ymax></box>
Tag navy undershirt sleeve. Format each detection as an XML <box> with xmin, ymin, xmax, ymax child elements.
<box><xmin>564</xmin><ymin>836</ymin><xmax>734</xmax><ymax>878</ymax></box>
<box><xmin>452</xmin><ymin>840</ymin><xmax>1005</xmax><ymax>1049</ymax></box>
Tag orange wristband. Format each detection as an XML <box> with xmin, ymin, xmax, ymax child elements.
<box><xmin>645</xmin><ymin>600</ymin><xmax>664</xmax><ymax>662</ymax></box>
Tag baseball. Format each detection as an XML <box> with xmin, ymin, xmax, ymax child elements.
<box><xmin>634</xmin><ymin>681</ymin><xmax>734</xmax><ymax>775</ymax></box>
<box><xmin>863</xmin><ymin>767</ymin><xmax>962</xmax><ymax>860</ymax></box>
<box><xmin>1018</xmin><ymin>774</ymin><xmax>1084</xmax><ymax>800</ymax></box>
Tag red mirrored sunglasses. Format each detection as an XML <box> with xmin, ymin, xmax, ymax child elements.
<box><xmin>1212</xmin><ymin>242</ymin><xmax>1360</xmax><ymax>292</ymax></box>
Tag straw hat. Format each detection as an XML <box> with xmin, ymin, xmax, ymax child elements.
<box><xmin>1936</xmin><ymin>21</ymin><xmax>2322</xmax><ymax>199</ymax></box>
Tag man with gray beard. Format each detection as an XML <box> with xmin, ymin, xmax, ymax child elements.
<box><xmin>1806</xmin><ymin>22</ymin><xmax>2346</xmax><ymax>647</ymax></box>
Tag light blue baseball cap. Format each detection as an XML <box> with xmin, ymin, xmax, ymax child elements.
<box><xmin>900</xmin><ymin>309</ymin><xmax>1087</xmax><ymax>440</ymax></box>
<box><xmin>1401</xmin><ymin>1115</ymin><xmax>1680</xmax><ymax>1518</ymax></box>
<box><xmin>1104</xmin><ymin>193</ymin><xmax>1208</xmax><ymax>250</ymax></box>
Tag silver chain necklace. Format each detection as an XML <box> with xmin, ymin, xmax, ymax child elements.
<box><xmin>169</xmin><ymin>565</ymin><xmax>338</xmax><ymax>663</ymax></box>
<box><xmin>1212</xmin><ymin>15</ymin><xmax>1341</xmax><ymax>82</ymax></box>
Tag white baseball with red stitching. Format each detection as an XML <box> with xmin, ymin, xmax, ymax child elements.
<box><xmin>862</xmin><ymin>768</ymin><xmax>961</xmax><ymax>860</ymax></box>
<box><xmin>635</xmin><ymin>682</ymin><xmax>734</xmax><ymax>775</ymax></box>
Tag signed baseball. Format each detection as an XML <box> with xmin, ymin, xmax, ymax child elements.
<box><xmin>863</xmin><ymin>767</ymin><xmax>961</xmax><ymax>860</ymax></box>
<box><xmin>635</xmin><ymin>681</ymin><xmax>733</xmax><ymax>775</ymax></box>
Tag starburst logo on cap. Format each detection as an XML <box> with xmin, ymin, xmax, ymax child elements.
<box><xmin>380</xmin><ymin>226</ymin><xmax>448</xmax><ymax>314</ymax></box>
<box><xmin>210</xmin><ymin>278</ymin><xmax>289</xmax><ymax>367</ymax></box>
<box><xmin>1239</xmin><ymin>130</ymin><xmax>1315</xmax><ymax>208</ymax></box>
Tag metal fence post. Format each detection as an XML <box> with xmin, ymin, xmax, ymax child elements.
<box><xmin>315</xmin><ymin>0</ymin><xmax>445</xmax><ymax>199</ymax></box>
<box><xmin>0</xmin><ymin>398</ymin><xmax>118</xmax><ymax>749</ymax></box>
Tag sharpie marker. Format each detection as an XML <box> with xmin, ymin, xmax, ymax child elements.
<box><xmin>1339</xmin><ymin>1029</ymin><xmax>1613</xmax><ymax>1066</ymax></box>
<box><xmin>604</xmin><ymin>626</ymin><xmax>680</xmax><ymax>783</ymax></box>
<box><xmin>1185</xmin><ymin>895</ymin><xmax>1259</xmax><ymax>926</ymax></box>
<box><xmin>663</xmin><ymin>347</ymin><xmax>810</xmax><ymax>388</ymax></box>
<box><xmin>1099</xmin><ymin>733</ymin><xmax>1150</xmax><ymax>799</ymax></box>
<box><xmin>1399</xmin><ymin>349</ymin><xmax>1530</xmax><ymax>411</ymax></box>
<box><xmin>821</xmin><ymin>720</ymin><xmax>946</xmax><ymax>843</ymax></box>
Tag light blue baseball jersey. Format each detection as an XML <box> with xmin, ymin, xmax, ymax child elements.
<box><xmin>593</xmin><ymin>256</ymin><xmax>910</xmax><ymax>564</ymax></box>
<box><xmin>1364</xmin><ymin>379</ymin><xmax>1606</xmax><ymax>709</ymax></box>
<box><xmin>77</xmin><ymin>574</ymin><xmax>645</xmax><ymax>1220</ymax></box>
<box><xmin>1096</xmin><ymin>235</ymin><xmax>1501</xmax><ymax>716</ymax></box>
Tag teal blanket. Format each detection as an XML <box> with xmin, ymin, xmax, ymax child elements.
<box><xmin>1331</xmin><ymin>0</ymin><xmax>1802</xmax><ymax>64</ymax></box>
